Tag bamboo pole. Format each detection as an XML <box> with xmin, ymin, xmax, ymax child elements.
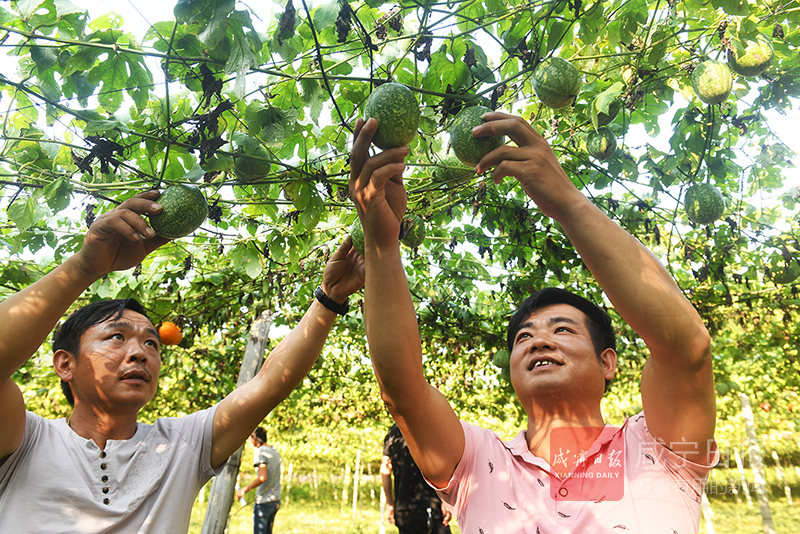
<box><xmin>739</xmin><ymin>393</ymin><xmax>779</xmax><ymax>534</ymax></box>
<box><xmin>734</xmin><ymin>448</ymin><xmax>754</xmax><ymax>506</ymax></box>
<box><xmin>313</xmin><ymin>467</ymin><xmax>319</xmax><ymax>503</ymax></box>
<box><xmin>729</xmin><ymin>474</ymin><xmax>742</xmax><ymax>504</ymax></box>
<box><xmin>341</xmin><ymin>464</ymin><xmax>350</xmax><ymax>511</ymax></box>
<box><xmin>367</xmin><ymin>461</ymin><xmax>376</xmax><ymax>506</ymax></box>
<box><xmin>352</xmin><ymin>450</ymin><xmax>361</xmax><ymax>520</ymax></box>
<box><xmin>380</xmin><ymin>483</ymin><xmax>386</xmax><ymax>534</ymax></box>
<box><xmin>285</xmin><ymin>462</ymin><xmax>294</xmax><ymax>506</ymax></box>
<box><xmin>701</xmin><ymin>492</ymin><xmax>716</xmax><ymax>534</ymax></box>
<box><xmin>771</xmin><ymin>451</ymin><xmax>792</xmax><ymax>505</ymax></box>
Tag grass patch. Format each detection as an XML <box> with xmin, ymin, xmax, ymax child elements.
<box><xmin>189</xmin><ymin>467</ymin><xmax>800</xmax><ymax>534</ymax></box>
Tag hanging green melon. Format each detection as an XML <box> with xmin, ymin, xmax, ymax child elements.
<box><xmin>684</xmin><ymin>183</ymin><xmax>725</xmax><ymax>225</ymax></box>
<box><xmin>691</xmin><ymin>60</ymin><xmax>732</xmax><ymax>105</ymax></box>
<box><xmin>363</xmin><ymin>82</ymin><xmax>421</xmax><ymax>149</ymax></box>
<box><xmin>533</xmin><ymin>57</ymin><xmax>582</xmax><ymax>109</ymax></box>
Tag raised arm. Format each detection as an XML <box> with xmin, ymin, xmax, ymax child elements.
<box><xmin>0</xmin><ymin>191</ymin><xmax>167</xmax><ymax>463</ymax></box>
<box><xmin>475</xmin><ymin>112</ymin><xmax>715</xmax><ymax>462</ymax></box>
<box><xmin>348</xmin><ymin>118</ymin><xmax>465</xmax><ymax>488</ymax></box>
<box><xmin>210</xmin><ymin>238</ymin><xmax>365</xmax><ymax>468</ymax></box>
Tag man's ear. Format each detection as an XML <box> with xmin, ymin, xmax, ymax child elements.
<box><xmin>601</xmin><ymin>348</ymin><xmax>617</xmax><ymax>381</ymax></box>
<box><xmin>53</xmin><ymin>350</ymin><xmax>75</xmax><ymax>382</ymax></box>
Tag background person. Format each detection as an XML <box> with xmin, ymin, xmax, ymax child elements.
<box><xmin>348</xmin><ymin>113</ymin><xmax>717</xmax><ymax>533</ymax></box>
<box><xmin>236</xmin><ymin>427</ymin><xmax>282</xmax><ymax>534</ymax></box>
<box><xmin>0</xmin><ymin>190</ymin><xmax>364</xmax><ymax>533</ymax></box>
<box><xmin>381</xmin><ymin>423</ymin><xmax>451</xmax><ymax>534</ymax></box>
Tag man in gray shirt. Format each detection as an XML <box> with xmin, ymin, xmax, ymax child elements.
<box><xmin>236</xmin><ymin>427</ymin><xmax>281</xmax><ymax>534</ymax></box>
<box><xmin>0</xmin><ymin>191</ymin><xmax>365</xmax><ymax>533</ymax></box>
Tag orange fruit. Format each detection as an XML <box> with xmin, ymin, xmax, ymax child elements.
<box><xmin>159</xmin><ymin>321</ymin><xmax>183</xmax><ymax>346</ymax></box>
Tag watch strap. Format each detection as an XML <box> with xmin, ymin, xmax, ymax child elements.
<box><xmin>314</xmin><ymin>286</ymin><xmax>350</xmax><ymax>316</ymax></box>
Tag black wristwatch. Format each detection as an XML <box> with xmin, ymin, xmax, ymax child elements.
<box><xmin>314</xmin><ymin>286</ymin><xmax>350</xmax><ymax>316</ymax></box>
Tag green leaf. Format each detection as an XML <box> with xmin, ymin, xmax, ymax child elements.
<box><xmin>312</xmin><ymin>2</ymin><xmax>338</xmax><ymax>30</ymax></box>
<box><xmin>86</xmin><ymin>58</ymin><xmax>126</xmax><ymax>112</ymax></box>
<box><xmin>62</xmin><ymin>72</ymin><xmax>96</xmax><ymax>107</ymax></box>
<box><xmin>54</xmin><ymin>0</ymin><xmax>85</xmax><ymax>17</ymax></box>
<box><xmin>17</xmin><ymin>0</ymin><xmax>45</xmax><ymax>20</ymax></box>
<box><xmin>125</xmin><ymin>55</ymin><xmax>153</xmax><ymax>111</ymax></box>
<box><xmin>547</xmin><ymin>20</ymin><xmax>571</xmax><ymax>54</ymax></box>
<box><xmin>30</xmin><ymin>45</ymin><xmax>59</xmax><ymax>72</ymax></box>
<box><xmin>7</xmin><ymin>196</ymin><xmax>40</xmax><ymax>231</ymax></box>
<box><xmin>62</xmin><ymin>45</ymin><xmax>103</xmax><ymax>77</ymax></box>
<box><xmin>224</xmin><ymin>10</ymin><xmax>261</xmax><ymax>96</ymax></box>
<box><xmin>591</xmin><ymin>82</ymin><xmax>624</xmax><ymax>129</ymax></box>
<box><xmin>232</xmin><ymin>243</ymin><xmax>263</xmax><ymax>278</ymax></box>
<box><xmin>712</xmin><ymin>0</ymin><xmax>750</xmax><ymax>16</ymax></box>
<box><xmin>43</xmin><ymin>178</ymin><xmax>73</xmax><ymax>212</ymax></box>
<box><xmin>298</xmin><ymin>197</ymin><xmax>322</xmax><ymax>232</ymax></box>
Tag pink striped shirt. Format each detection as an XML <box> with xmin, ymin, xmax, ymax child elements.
<box><xmin>435</xmin><ymin>412</ymin><xmax>718</xmax><ymax>534</ymax></box>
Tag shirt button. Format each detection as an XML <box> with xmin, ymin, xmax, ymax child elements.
<box><xmin>100</xmin><ymin>451</ymin><xmax>107</xmax><ymax>459</ymax></box>
<box><xmin>103</xmin><ymin>498</ymin><xmax>110</xmax><ymax>505</ymax></box>
<box><xmin>559</xmin><ymin>488</ymin><xmax>568</xmax><ymax>497</ymax></box>
<box><xmin>102</xmin><ymin>487</ymin><xmax>109</xmax><ymax>494</ymax></box>
<box><xmin>100</xmin><ymin>463</ymin><xmax>108</xmax><ymax>470</ymax></box>
<box><xmin>102</xmin><ymin>476</ymin><xmax>109</xmax><ymax>483</ymax></box>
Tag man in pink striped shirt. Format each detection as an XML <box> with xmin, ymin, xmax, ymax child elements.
<box><xmin>348</xmin><ymin>112</ymin><xmax>717</xmax><ymax>533</ymax></box>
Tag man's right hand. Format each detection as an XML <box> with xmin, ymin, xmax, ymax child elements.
<box><xmin>348</xmin><ymin>117</ymin><xmax>409</xmax><ymax>253</ymax></box>
<box><xmin>73</xmin><ymin>190</ymin><xmax>170</xmax><ymax>280</ymax></box>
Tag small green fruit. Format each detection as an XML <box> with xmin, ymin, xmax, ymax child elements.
<box><xmin>684</xmin><ymin>183</ymin><xmax>725</xmax><ymax>225</ymax></box>
<box><xmin>363</xmin><ymin>82</ymin><xmax>421</xmax><ymax>149</ymax></box>
<box><xmin>201</xmin><ymin>153</ymin><xmax>234</xmax><ymax>172</ymax></box>
<box><xmin>728</xmin><ymin>33</ymin><xmax>774</xmax><ymax>77</ymax></box>
<box><xmin>433</xmin><ymin>155</ymin><xmax>476</xmax><ymax>185</ymax></box>
<box><xmin>533</xmin><ymin>57</ymin><xmax>582</xmax><ymax>109</ymax></box>
<box><xmin>715</xmin><ymin>382</ymin><xmax>730</xmax><ymax>396</ymax></box>
<box><xmin>499</xmin><ymin>365</ymin><xmax>511</xmax><ymax>383</ymax></box>
<box><xmin>770</xmin><ymin>256</ymin><xmax>800</xmax><ymax>285</ymax></box>
<box><xmin>449</xmin><ymin>106</ymin><xmax>505</xmax><ymax>167</ymax></box>
<box><xmin>233</xmin><ymin>137</ymin><xmax>272</xmax><ymax>182</ymax></box>
<box><xmin>595</xmin><ymin>99</ymin><xmax>621</xmax><ymax>126</ymax></box>
<box><xmin>400</xmin><ymin>215</ymin><xmax>426</xmax><ymax>249</ymax></box>
<box><xmin>492</xmin><ymin>350</ymin><xmax>510</xmax><ymax>368</ymax></box>
<box><xmin>350</xmin><ymin>218</ymin><xmax>365</xmax><ymax>256</ymax></box>
<box><xmin>691</xmin><ymin>60</ymin><xmax>732</xmax><ymax>105</ymax></box>
<box><xmin>149</xmin><ymin>184</ymin><xmax>209</xmax><ymax>239</ymax></box>
<box><xmin>586</xmin><ymin>127</ymin><xmax>617</xmax><ymax>161</ymax></box>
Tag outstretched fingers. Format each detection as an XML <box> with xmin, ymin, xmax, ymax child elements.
<box><xmin>95</xmin><ymin>192</ymin><xmax>163</xmax><ymax>243</ymax></box>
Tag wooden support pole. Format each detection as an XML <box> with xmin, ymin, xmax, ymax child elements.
<box><xmin>739</xmin><ymin>393</ymin><xmax>779</xmax><ymax>534</ymax></box>
<box><xmin>201</xmin><ymin>311</ymin><xmax>273</xmax><ymax>534</ymax></box>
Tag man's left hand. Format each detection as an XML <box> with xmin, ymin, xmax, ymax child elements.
<box><xmin>320</xmin><ymin>237</ymin><xmax>365</xmax><ymax>305</ymax></box>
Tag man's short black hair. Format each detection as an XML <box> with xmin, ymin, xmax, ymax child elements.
<box><xmin>53</xmin><ymin>298</ymin><xmax>150</xmax><ymax>406</ymax></box>
<box><xmin>506</xmin><ymin>287</ymin><xmax>616</xmax><ymax>392</ymax></box>
<box><xmin>252</xmin><ymin>427</ymin><xmax>267</xmax><ymax>445</ymax></box>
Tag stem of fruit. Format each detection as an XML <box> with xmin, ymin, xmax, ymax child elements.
<box><xmin>694</xmin><ymin>104</ymin><xmax>716</xmax><ymax>183</ymax></box>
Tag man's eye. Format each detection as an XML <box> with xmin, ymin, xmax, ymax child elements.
<box><xmin>110</xmin><ymin>333</ymin><xmax>124</xmax><ymax>340</ymax></box>
<box><xmin>516</xmin><ymin>332</ymin><xmax>531</xmax><ymax>342</ymax></box>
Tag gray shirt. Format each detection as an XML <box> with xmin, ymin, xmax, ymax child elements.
<box><xmin>0</xmin><ymin>406</ymin><xmax>221</xmax><ymax>533</ymax></box>
<box><xmin>254</xmin><ymin>444</ymin><xmax>281</xmax><ymax>504</ymax></box>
